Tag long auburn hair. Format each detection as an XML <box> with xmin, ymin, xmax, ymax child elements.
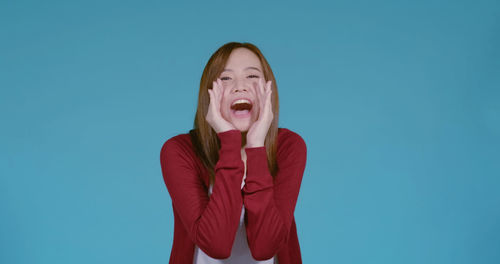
<box><xmin>189</xmin><ymin>42</ymin><xmax>280</xmax><ymax>186</ymax></box>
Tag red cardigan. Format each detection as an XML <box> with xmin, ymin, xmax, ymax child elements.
<box><xmin>160</xmin><ymin>128</ymin><xmax>307</xmax><ymax>263</ymax></box>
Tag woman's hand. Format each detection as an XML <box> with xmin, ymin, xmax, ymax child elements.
<box><xmin>246</xmin><ymin>78</ymin><xmax>273</xmax><ymax>148</ymax></box>
<box><xmin>206</xmin><ymin>78</ymin><xmax>237</xmax><ymax>133</ymax></box>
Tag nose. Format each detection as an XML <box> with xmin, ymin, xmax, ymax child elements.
<box><xmin>230</xmin><ymin>78</ymin><xmax>251</xmax><ymax>94</ymax></box>
<box><xmin>231</xmin><ymin>86</ymin><xmax>247</xmax><ymax>93</ymax></box>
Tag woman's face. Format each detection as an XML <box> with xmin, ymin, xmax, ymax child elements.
<box><xmin>219</xmin><ymin>48</ymin><xmax>263</xmax><ymax>132</ymax></box>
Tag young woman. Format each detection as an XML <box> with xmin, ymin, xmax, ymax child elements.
<box><xmin>160</xmin><ymin>42</ymin><xmax>307</xmax><ymax>264</ymax></box>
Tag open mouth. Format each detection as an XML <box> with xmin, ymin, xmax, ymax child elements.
<box><xmin>230</xmin><ymin>100</ymin><xmax>253</xmax><ymax>118</ymax></box>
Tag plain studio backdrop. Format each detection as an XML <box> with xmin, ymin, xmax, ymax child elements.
<box><xmin>1</xmin><ymin>0</ymin><xmax>499</xmax><ymax>263</ymax></box>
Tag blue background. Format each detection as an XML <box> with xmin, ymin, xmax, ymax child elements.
<box><xmin>1</xmin><ymin>0</ymin><xmax>499</xmax><ymax>263</ymax></box>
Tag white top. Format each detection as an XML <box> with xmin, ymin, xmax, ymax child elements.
<box><xmin>193</xmin><ymin>159</ymin><xmax>278</xmax><ymax>264</ymax></box>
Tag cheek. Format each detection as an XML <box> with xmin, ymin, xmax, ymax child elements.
<box><xmin>220</xmin><ymin>97</ymin><xmax>232</xmax><ymax>116</ymax></box>
<box><xmin>220</xmin><ymin>93</ymin><xmax>229</xmax><ymax>108</ymax></box>
<box><xmin>221</xmin><ymin>80</ymin><xmax>232</xmax><ymax>88</ymax></box>
<box><xmin>252</xmin><ymin>81</ymin><xmax>259</xmax><ymax>90</ymax></box>
<box><xmin>221</xmin><ymin>102</ymin><xmax>229</xmax><ymax>115</ymax></box>
<box><xmin>252</xmin><ymin>104</ymin><xmax>259</xmax><ymax>118</ymax></box>
<box><xmin>251</xmin><ymin>81</ymin><xmax>259</xmax><ymax>95</ymax></box>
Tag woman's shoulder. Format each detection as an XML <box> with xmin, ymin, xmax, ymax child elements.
<box><xmin>278</xmin><ymin>127</ymin><xmax>306</xmax><ymax>143</ymax></box>
<box><xmin>160</xmin><ymin>130</ymin><xmax>194</xmax><ymax>157</ymax></box>
<box><xmin>277</xmin><ymin>127</ymin><xmax>307</xmax><ymax>152</ymax></box>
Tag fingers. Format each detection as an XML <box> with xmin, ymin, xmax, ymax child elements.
<box><xmin>206</xmin><ymin>88</ymin><xmax>214</xmax><ymax>121</ymax></box>
<box><xmin>217</xmin><ymin>78</ymin><xmax>225</xmax><ymax>110</ymax></box>
<box><xmin>212</xmin><ymin>80</ymin><xmax>219</xmax><ymax>98</ymax></box>
<box><xmin>259</xmin><ymin>77</ymin><xmax>265</xmax><ymax>95</ymax></box>
<box><xmin>266</xmin><ymin>81</ymin><xmax>272</xmax><ymax>98</ymax></box>
<box><xmin>254</xmin><ymin>78</ymin><xmax>272</xmax><ymax>118</ymax></box>
<box><xmin>215</xmin><ymin>78</ymin><xmax>221</xmax><ymax>94</ymax></box>
<box><xmin>260</xmin><ymin>78</ymin><xmax>271</xmax><ymax>99</ymax></box>
<box><xmin>208</xmin><ymin>88</ymin><xmax>213</xmax><ymax>103</ymax></box>
<box><xmin>263</xmin><ymin>80</ymin><xmax>272</xmax><ymax>114</ymax></box>
<box><xmin>210</xmin><ymin>81</ymin><xmax>216</xmax><ymax>103</ymax></box>
<box><xmin>212</xmin><ymin>79</ymin><xmax>222</xmax><ymax>111</ymax></box>
<box><xmin>258</xmin><ymin>78</ymin><xmax>265</xmax><ymax>108</ymax></box>
<box><xmin>217</xmin><ymin>79</ymin><xmax>226</xmax><ymax>96</ymax></box>
<box><xmin>261</xmin><ymin>79</ymin><xmax>272</xmax><ymax>95</ymax></box>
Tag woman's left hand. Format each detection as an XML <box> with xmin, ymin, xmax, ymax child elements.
<box><xmin>246</xmin><ymin>78</ymin><xmax>273</xmax><ymax>148</ymax></box>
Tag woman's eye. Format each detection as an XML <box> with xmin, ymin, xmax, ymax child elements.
<box><xmin>248</xmin><ymin>75</ymin><xmax>259</xmax><ymax>78</ymax></box>
<box><xmin>220</xmin><ymin>77</ymin><xmax>231</xmax><ymax>81</ymax></box>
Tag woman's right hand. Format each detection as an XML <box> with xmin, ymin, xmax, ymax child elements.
<box><xmin>206</xmin><ymin>78</ymin><xmax>236</xmax><ymax>133</ymax></box>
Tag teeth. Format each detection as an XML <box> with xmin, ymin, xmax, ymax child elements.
<box><xmin>232</xmin><ymin>99</ymin><xmax>251</xmax><ymax>106</ymax></box>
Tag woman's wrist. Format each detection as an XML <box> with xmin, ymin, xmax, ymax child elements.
<box><xmin>245</xmin><ymin>142</ymin><xmax>264</xmax><ymax>148</ymax></box>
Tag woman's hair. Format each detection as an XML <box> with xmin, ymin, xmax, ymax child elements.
<box><xmin>189</xmin><ymin>42</ymin><xmax>280</xmax><ymax>186</ymax></box>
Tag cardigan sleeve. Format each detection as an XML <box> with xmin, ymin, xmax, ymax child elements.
<box><xmin>160</xmin><ymin>129</ymin><xmax>244</xmax><ymax>259</ymax></box>
<box><xmin>242</xmin><ymin>131</ymin><xmax>307</xmax><ymax>260</ymax></box>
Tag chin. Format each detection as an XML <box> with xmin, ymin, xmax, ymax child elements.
<box><xmin>231</xmin><ymin>119</ymin><xmax>253</xmax><ymax>132</ymax></box>
<box><xmin>233</xmin><ymin>123</ymin><xmax>250</xmax><ymax>132</ymax></box>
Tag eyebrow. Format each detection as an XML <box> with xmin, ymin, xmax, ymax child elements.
<box><xmin>223</xmin><ymin>67</ymin><xmax>261</xmax><ymax>72</ymax></box>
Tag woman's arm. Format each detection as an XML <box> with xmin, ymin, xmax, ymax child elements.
<box><xmin>242</xmin><ymin>131</ymin><xmax>307</xmax><ymax>260</ymax></box>
<box><xmin>160</xmin><ymin>129</ymin><xmax>244</xmax><ymax>259</ymax></box>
